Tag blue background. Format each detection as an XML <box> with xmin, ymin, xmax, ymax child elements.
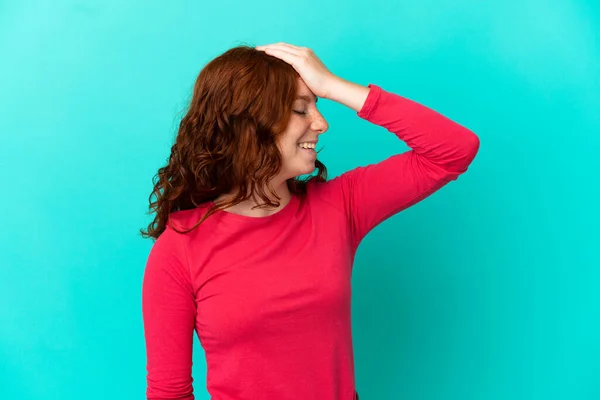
<box><xmin>1</xmin><ymin>0</ymin><xmax>599</xmax><ymax>399</ymax></box>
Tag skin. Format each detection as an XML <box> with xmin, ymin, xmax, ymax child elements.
<box><xmin>214</xmin><ymin>42</ymin><xmax>370</xmax><ymax>217</ymax></box>
<box><xmin>276</xmin><ymin>77</ymin><xmax>329</xmax><ymax>180</ymax></box>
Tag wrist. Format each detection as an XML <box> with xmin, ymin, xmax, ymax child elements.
<box><xmin>323</xmin><ymin>77</ymin><xmax>370</xmax><ymax>112</ymax></box>
<box><xmin>323</xmin><ymin>76</ymin><xmax>346</xmax><ymax>101</ymax></box>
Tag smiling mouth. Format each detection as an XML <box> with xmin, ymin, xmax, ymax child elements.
<box><xmin>297</xmin><ymin>142</ymin><xmax>317</xmax><ymax>150</ymax></box>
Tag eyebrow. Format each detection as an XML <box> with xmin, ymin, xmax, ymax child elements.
<box><xmin>295</xmin><ymin>94</ymin><xmax>318</xmax><ymax>103</ymax></box>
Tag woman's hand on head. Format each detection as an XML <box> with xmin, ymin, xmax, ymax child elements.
<box><xmin>255</xmin><ymin>42</ymin><xmax>339</xmax><ymax>99</ymax></box>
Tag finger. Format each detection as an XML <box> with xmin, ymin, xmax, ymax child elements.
<box><xmin>259</xmin><ymin>42</ymin><xmax>306</xmax><ymax>54</ymax></box>
<box><xmin>274</xmin><ymin>42</ymin><xmax>304</xmax><ymax>51</ymax></box>
<box><xmin>257</xmin><ymin>42</ymin><xmax>301</xmax><ymax>49</ymax></box>
<box><xmin>259</xmin><ymin>43</ymin><xmax>301</xmax><ymax>55</ymax></box>
<box><xmin>260</xmin><ymin>47</ymin><xmax>301</xmax><ymax>66</ymax></box>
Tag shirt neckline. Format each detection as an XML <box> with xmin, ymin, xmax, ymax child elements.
<box><xmin>207</xmin><ymin>194</ymin><xmax>299</xmax><ymax>224</ymax></box>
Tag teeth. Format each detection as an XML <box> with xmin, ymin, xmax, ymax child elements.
<box><xmin>297</xmin><ymin>142</ymin><xmax>316</xmax><ymax>149</ymax></box>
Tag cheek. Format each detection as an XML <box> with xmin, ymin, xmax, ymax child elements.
<box><xmin>278</xmin><ymin>123</ymin><xmax>306</xmax><ymax>159</ymax></box>
<box><xmin>281</xmin><ymin>137</ymin><xmax>300</xmax><ymax>153</ymax></box>
<box><xmin>276</xmin><ymin>140</ymin><xmax>298</xmax><ymax>164</ymax></box>
<box><xmin>284</xmin><ymin>144</ymin><xmax>300</xmax><ymax>161</ymax></box>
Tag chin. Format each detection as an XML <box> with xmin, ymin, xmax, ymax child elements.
<box><xmin>289</xmin><ymin>165</ymin><xmax>316</xmax><ymax>178</ymax></box>
<box><xmin>282</xmin><ymin>159</ymin><xmax>317</xmax><ymax>178</ymax></box>
<box><xmin>302</xmin><ymin>162</ymin><xmax>318</xmax><ymax>174</ymax></box>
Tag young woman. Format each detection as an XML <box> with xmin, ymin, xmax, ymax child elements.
<box><xmin>141</xmin><ymin>42</ymin><xmax>480</xmax><ymax>400</ymax></box>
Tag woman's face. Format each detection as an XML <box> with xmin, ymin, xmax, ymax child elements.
<box><xmin>276</xmin><ymin>78</ymin><xmax>329</xmax><ymax>179</ymax></box>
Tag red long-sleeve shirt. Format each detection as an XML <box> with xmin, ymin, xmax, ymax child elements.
<box><xmin>142</xmin><ymin>83</ymin><xmax>480</xmax><ymax>400</ymax></box>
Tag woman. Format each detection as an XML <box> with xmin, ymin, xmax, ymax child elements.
<box><xmin>141</xmin><ymin>42</ymin><xmax>480</xmax><ymax>400</ymax></box>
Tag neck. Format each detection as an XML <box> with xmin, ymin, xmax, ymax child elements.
<box><xmin>214</xmin><ymin>178</ymin><xmax>292</xmax><ymax>217</ymax></box>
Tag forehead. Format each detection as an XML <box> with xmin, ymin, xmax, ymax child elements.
<box><xmin>295</xmin><ymin>79</ymin><xmax>318</xmax><ymax>103</ymax></box>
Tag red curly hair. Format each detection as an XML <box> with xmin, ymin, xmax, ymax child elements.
<box><xmin>140</xmin><ymin>45</ymin><xmax>327</xmax><ymax>240</ymax></box>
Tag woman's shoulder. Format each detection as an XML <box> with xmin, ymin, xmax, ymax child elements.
<box><xmin>166</xmin><ymin>202</ymin><xmax>214</xmax><ymax>233</ymax></box>
<box><xmin>305</xmin><ymin>175</ymin><xmax>347</xmax><ymax>212</ymax></box>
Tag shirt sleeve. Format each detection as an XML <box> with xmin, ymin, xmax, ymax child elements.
<box><xmin>142</xmin><ymin>226</ymin><xmax>196</xmax><ymax>400</ymax></box>
<box><xmin>328</xmin><ymin>83</ymin><xmax>480</xmax><ymax>249</ymax></box>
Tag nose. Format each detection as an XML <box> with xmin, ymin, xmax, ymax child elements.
<box><xmin>311</xmin><ymin>112</ymin><xmax>328</xmax><ymax>135</ymax></box>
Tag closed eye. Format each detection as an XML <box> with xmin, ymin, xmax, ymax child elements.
<box><xmin>293</xmin><ymin>110</ymin><xmax>307</xmax><ymax>115</ymax></box>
